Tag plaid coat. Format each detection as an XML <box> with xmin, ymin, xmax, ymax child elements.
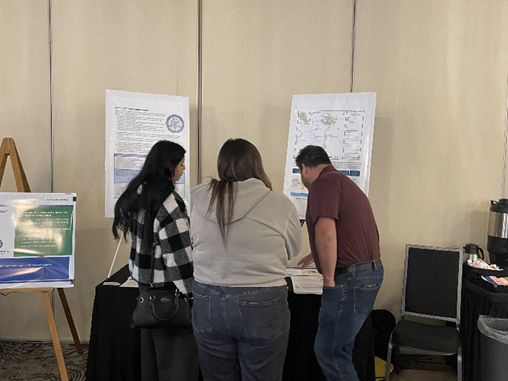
<box><xmin>129</xmin><ymin>191</ymin><xmax>193</xmax><ymax>295</ymax></box>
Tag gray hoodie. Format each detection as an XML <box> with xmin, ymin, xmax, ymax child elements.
<box><xmin>190</xmin><ymin>178</ymin><xmax>302</xmax><ymax>287</ymax></box>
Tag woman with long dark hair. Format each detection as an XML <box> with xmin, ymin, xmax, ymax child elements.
<box><xmin>190</xmin><ymin>138</ymin><xmax>302</xmax><ymax>381</ymax></box>
<box><xmin>112</xmin><ymin>140</ymin><xmax>198</xmax><ymax>381</ymax></box>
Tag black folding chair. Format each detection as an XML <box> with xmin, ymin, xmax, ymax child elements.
<box><xmin>385</xmin><ymin>244</ymin><xmax>463</xmax><ymax>381</ymax></box>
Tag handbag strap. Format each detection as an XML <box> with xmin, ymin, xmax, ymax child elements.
<box><xmin>149</xmin><ymin>242</ymin><xmax>155</xmax><ymax>287</ymax></box>
<box><xmin>107</xmin><ymin>231</ymin><xmax>124</xmax><ymax>280</ymax></box>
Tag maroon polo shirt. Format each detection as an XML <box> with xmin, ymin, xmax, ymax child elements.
<box><xmin>305</xmin><ymin>165</ymin><xmax>380</xmax><ymax>272</ymax></box>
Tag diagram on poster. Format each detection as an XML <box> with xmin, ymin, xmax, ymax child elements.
<box><xmin>283</xmin><ymin>93</ymin><xmax>376</xmax><ymax>219</ymax></box>
<box><xmin>105</xmin><ymin>90</ymin><xmax>191</xmax><ymax>217</ymax></box>
<box><xmin>0</xmin><ymin>193</ymin><xmax>76</xmax><ymax>288</ymax></box>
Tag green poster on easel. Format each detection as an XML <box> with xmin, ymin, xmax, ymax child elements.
<box><xmin>14</xmin><ymin>205</ymin><xmax>74</xmax><ymax>257</ymax></box>
<box><xmin>0</xmin><ymin>192</ymin><xmax>76</xmax><ymax>288</ymax></box>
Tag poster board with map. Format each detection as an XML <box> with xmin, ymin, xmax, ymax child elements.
<box><xmin>283</xmin><ymin>93</ymin><xmax>376</xmax><ymax>219</ymax></box>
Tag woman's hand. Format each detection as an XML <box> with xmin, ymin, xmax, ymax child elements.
<box><xmin>297</xmin><ymin>253</ymin><xmax>314</xmax><ymax>268</ymax></box>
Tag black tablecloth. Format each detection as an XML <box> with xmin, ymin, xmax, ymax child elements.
<box><xmin>86</xmin><ymin>265</ymin><xmax>375</xmax><ymax>381</ymax></box>
<box><xmin>461</xmin><ymin>268</ymin><xmax>508</xmax><ymax>381</ymax></box>
<box><xmin>86</xmin><ymin>265</ymin><xmax>141</xmax><ymax>381</ymax></box>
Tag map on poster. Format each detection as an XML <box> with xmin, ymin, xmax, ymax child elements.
<box><xmin>283</xmin><ymin>93</ymin><xmax>376</xmax><ymax>219</ymax></box>
<box><xmin>105</xmin><ymin>90</ymin><xmax>191</xmax><ymax>217</ymax></box>
<box><xmin>0</xmin><ymin>193</ymin><xmax>76</xmax><ymax>289</ymax></box>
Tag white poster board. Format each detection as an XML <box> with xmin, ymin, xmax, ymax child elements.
<box><xmin>283</xmin><ymin>92</ymin><xmax>376</xmax><ymax>219</ymax></box>
<box><xmin>105</xmin><ymin>90</ymin><xmax>191</xmax><ymax>217</ymax></box>
<box><xmin>0</xmin><ymin>193</ymin><xmax>76</xmax><ymax>289</ymax></box>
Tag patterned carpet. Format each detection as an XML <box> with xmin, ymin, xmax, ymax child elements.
<box><xmin>0</xmin><ymin>340</ymin><xmax>450</xmax><ymax>381</ymax></box>
<box><xmin>0</xmin><ymin>341</ymin><xmax>88</xmax><ymax>381</ymax></box>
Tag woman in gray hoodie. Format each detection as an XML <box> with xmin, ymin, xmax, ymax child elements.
<box><xmin>190</xmin><ymin>138</ymin><xmax>302</xmax><ymax>381</ymax></box>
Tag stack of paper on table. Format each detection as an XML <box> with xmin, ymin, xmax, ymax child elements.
<box><xmin>286</xmin><ymin>266</ymin><xmax>323</xmax><ymax>295</ymax></box>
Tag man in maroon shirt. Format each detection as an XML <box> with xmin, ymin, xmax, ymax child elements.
<box><xmin>296</xmin><ymin>145</ymin><xmax>383</xmax><ymax>381</ymax></box>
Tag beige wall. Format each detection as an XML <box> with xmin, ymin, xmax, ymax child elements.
<box><xmin>201</xmin><ymin>0</ymin><xmax>353</xmax><ymax>187</ymax></box>
<box><xmin>0</xmin><ymin>0</ymin><xmax>507</xmax><ymax>340</ymax></box>
<box><xmin>0</xmin><ymin>0</ymin><xmax>51</xmax><ymax>192</ymax></box>
<box><xmin>354</xmin><ymin>0</ymin><xmax>508</xmax><ymax>313</ymax></box>
<box><xmin>0</xmin><ymin>0</ymin><xmax>53</xmax><ymax>339</ymax></box>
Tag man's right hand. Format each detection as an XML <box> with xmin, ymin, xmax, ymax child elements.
<box><xmin>297</xmin><ymin>253</ymin><xmax>314</xmax><ymax>268</ymax></box>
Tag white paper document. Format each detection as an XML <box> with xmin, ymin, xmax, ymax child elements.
<box><xmin>286</xmin><ymin>266</ymin><xmax>323</xmax><ymax>295</ymax></box>
<box><xmin>105</xmin><ymin>90</ymin><xmax>191</xmax><ymax>217</ymax></box>
<box><xmin>120</xmin><ymin>277</ymin><xmax>139</xmax><ymax>288</ymax></box>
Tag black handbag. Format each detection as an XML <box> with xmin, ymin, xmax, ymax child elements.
<box><xmin>131</xmin><ymin>287</ymin><xmax>192</xmax><ymax>329</ymax></box>
<box><xmin>131</xmin><ymin>251</ymin><xmax>192</xmax><ymax>329</ymax></box>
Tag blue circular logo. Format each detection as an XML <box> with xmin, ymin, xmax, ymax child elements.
<box><xmin>165</xmin><ymin>114</ymin><xmax>184</xmax><ymax>133</ymax></box>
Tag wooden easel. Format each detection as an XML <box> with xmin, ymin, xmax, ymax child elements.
<box><xmin>0</xmin><ymin>137</ymin><xmax>83</xmax><ymax>381</ymax></box>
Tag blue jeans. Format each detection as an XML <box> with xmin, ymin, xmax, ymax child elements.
<box><xmin>191</xmin><ymin>281</ymin><xmax>290</xmax><ymax>381</ymax></box>
<box><xmin>314</xmin><ymin>259</ymin><xmax>383</xmax><ymax>381</ymax></box>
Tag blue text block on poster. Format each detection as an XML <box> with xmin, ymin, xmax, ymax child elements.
<box><xmin>0</xmin><ymin>257</ymin><xmax>70</xmax><ymax>283</ymax></box>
